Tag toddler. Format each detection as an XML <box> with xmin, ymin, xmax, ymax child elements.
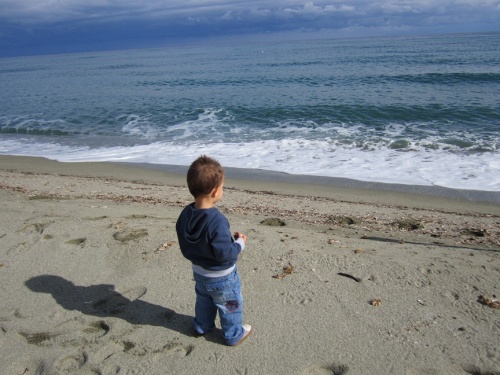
<box><xmin>176</xmin><ymin>155</ymin><xmax>252</xmax><ymax>346</ymax></box>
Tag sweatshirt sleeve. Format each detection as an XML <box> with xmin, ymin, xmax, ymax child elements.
<box><xmin>209</xmin><ymin>214</ymin><xmax>242</xmax><ymax>264</ymax></box>
<box><xmin>234</xmin><ymin>237</ymin><xmax>246</xmax><ymax>251</ymax></box>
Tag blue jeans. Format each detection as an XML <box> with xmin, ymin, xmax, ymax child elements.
<box><xmin>192</xmin><ymin>267</ymin><xmax>245</xmax><ymax>345</ymax></box>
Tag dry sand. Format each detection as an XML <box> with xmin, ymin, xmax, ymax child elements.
<box><xmin>0</xmin><ymin>155</ymin><xmax>499</xmax><ymax>375</ymax></box>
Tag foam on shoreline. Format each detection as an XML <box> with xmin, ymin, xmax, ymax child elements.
<box><xmin>1</xmin><ymin>155</ymin><xmax>499</xmax><ymax>208</ymax></box>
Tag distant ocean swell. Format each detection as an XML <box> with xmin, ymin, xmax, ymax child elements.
<box><xmin>138</xmin><ymin>72</ymin><xmax>500</xmax><ymax>86</ymax></box>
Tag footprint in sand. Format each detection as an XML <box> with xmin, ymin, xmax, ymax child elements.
<box><xmin>82</xmin><ymin>320</ymin><xmax>110</xmax><ymax>338</ymax></box>
<box><xmin>19</xmin><ymin>331</ymin><xmax>60</xmax><ymax>346</ymax></box>
<box><xmin>54</xmin><ymin>351</ymin><xmax>87</xmax><ymax>373</ymax></box>
<box><xmin>92</xmin><ymin>340</ymin><xmax>127</xmax><ymax>363</ymax></box>
<box><xmin>123</xmin><ymin>339</ymin><xmax>194</xmax><ymax>357</ymax></box>
<box><xmin>161</xmin><ymin>341</ymin><xmax>194</xmax><ymax>357</ymax></box>
<box><xmin>280</xmin><ymin>290</ymin><xmax>315</xmax><ymax>306</ymax></box>
<box><xmin>8</xmin><ymin>221</ymin><xmax>52</xmax><ymax>254</ymax></box>
<box><xmin>19</xmin><ymin>318</ymin><xmax>112</xmax><ymax>349</ymax></box>
<box><xmin>406</xmin><ymin>365</ymin><xmax>500</xmax><ymax>375</ymax></box>
<box><xmin>91</xmin><ymin>286</ymin><xmax>147</xmax><ymax>315</ymax></box>
<box><xmin>18</xmin><ymin>222</ymin><xmax>49</xmax><ymax>235</ymax></box>
<box><xmin>113</xmin><ymin>229</ymin><xmax>148</xmax><ymax>242</ymax></box>
<box><xmin>461</xmin><ymin>364</ymin><xmax>500</xmax><ymax>375</ymax></box>
<box><xmin>65</xmin><ymin>237</ymin><xmax>87</xmax><ymax>246</ymax></box>
<box><xmin>302</xmin><ymin>363</ymin><xmax>349</xmax><ymax>375</ymax></box>
<box><xmin>5</xmin><ymin>358</ymin><xmax>45</xmax><ymax>375</ymax></box>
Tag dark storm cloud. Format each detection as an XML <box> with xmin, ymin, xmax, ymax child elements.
<box><xmin>1</xmin><ymin>1</ymin><xmax>499</xmax><ymax>56</ymax></box>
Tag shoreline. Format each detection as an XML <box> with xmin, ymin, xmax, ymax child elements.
<box><xmin>1</xmin><ymin>154</ymin><xmax>499</xmax><ymax>249</ymax></box>
<box><xmin>131</xmin><ymin>161</ymin><xmax>500</xmax><ymax>205</ymax></box>
<box><xmin>2</xmin><ymin>155</ymin><xmax>500</xmax><ymax>209</ymax></box>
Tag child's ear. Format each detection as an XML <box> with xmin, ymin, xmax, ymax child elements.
<box><xmin>210</xmin><ymin>186</ymin><xmax>218</xmax><ymax>198</ymax></box>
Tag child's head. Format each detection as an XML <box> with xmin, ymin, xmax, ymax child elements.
<box><xmin>187</xmin><ymin>155</ymin><xmax>224</xmax><ymax>198</ymax></box>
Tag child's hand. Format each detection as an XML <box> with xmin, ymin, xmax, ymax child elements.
<box><xmin>234</xmin><ymin>232</ymin><xmax>247</xmax><ymax>243</ymax></box>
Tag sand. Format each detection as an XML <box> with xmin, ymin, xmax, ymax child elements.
<box><xmin>0</xmin><ymin>155</ymin><xmax>499</xmax><ymax>375</ymax></box>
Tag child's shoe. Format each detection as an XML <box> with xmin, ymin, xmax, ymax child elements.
<box><xmin>231</xmin><ymin>324</ymin><xmax>252</xmax><ymax>346</ymax></box>
<box><xmin>193</xmin><ymin>330</ymin><xmax>205</xmax><ymax>338</ymax></box>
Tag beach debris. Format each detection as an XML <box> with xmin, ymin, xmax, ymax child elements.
<box><xmin>394</xmin><ymin>219</ymin><xmax>423</xmax><ymax>231</ymax></box>
<box><xmin>354</xmin><ymin>248</ymin><xmax>365</xmax><ymax>254</ymax></box>
<box><xmin>477</xmin><ymin>295</ymin><xmax>500</xmax><ymax>309</ymax></box>
<box><xmin>126</xmin><ymin>214</ymin><xmax>149</xmax><ymax>219</ymax></box>
<box><xmin>461</xmin><ymin>228</ymin><xmax>487</xmax><ymax>237</ymax></box>
<box><xmin>417</xmin><ymin>299</ymin><xmax>426</xmax><ymax>306</ymax></box>
<box><xmin>111</xmin><ymin>220</ymin><xmax>127</xmax><ymax>229</ymax></box>
<box><xmin>83</xmin><ymin>215</ymin><xmax>108</xmax><ymax>221</ymax></box>
<box><xmin>329</xmin><ymin>215</ymin><xmax>360</xmax><ymax>226</ymax></box>
<box><xmin>370</xmin><ymin>298</ymin><xmax>381</xmax><ymax>306</ymax></box>
<box><xmin>327</xmin><ymin>238</ymin><xmax>339</xmax><ymax>244</ymax></box>
<box><xmin>28</xmin><ymin>194</ymin><xmax>61</xmax><ymax>200</ymax></box>
<box><xmin>272</xmin><ymin>263</ymin><xmax>294</xmax><ymax>279</ymax></box>
<box><xmin>260</xmin><ymin>217</ymin><xmax>286</xmax><ymax>226</ymax></box>
<box><xmin>0</xmin><ymin>261</ymin><xmax>4</xmax><ymax>267</ymax></box>
<box><xmin>155</xmin><ymin>241</ymin><xmax>176</xmax><ymax>253</ymax></box>
<box><xmin>337</xmin><ymin>272</ymin><xmax>362</xmax><ymax>283</ymax></box>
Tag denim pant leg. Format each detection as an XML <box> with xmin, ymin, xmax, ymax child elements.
<box><xmin>192</xmin><ymin>268</ymin><xmax>244</xmax><ymax>345</ymax></box>
<box><xmin>194</xmin><ymin>280</ymin><xmax>218</xmax><ymax>334</ymax></box>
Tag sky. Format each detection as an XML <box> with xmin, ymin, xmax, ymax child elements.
<box><xmin>1</xmin><ymin>0</ymin><xmax>499</xmax><ymax>57</ymax></box>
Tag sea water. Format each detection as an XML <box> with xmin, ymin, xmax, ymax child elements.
<box><xmin>1</xmin><ymin>32</ymin><xmax>499</xmax><ymax>191</ymax></box>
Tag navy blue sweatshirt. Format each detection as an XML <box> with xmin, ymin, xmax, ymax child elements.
<box><xmin>176</xmin><ymin>203</ymin><xmax>243</xmax><ymax>271</ymax></box>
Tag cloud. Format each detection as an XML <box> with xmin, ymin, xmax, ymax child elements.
<box><xmin>1</xmin><ymin>1</ymin><xmax>498</xmax><ymax>26</ymax></box>
<box><xmin>284</xmin><ymin>2</ymin><xmax>356</xmax><ymax>16</ymax></box>
<box><xmin>0</xmin><ymin>0</ymin><xmax>499</xmax><ymax>56</ymax></box>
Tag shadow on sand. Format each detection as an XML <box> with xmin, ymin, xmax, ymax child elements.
<box><xmin>24</xmin><ymin>275</ymin><xmax>200</xmax><ymax>339</ymax></box>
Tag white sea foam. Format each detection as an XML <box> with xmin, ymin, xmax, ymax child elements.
<box><xmin>1</xmin><ymin>138</ymin><xmax>499</xmax><ymax>192</ymax></box>
<box><xmin>156</xmin><ymin>108</ymin><xmax>233</xmax><ymax>140</ymax></box>
<box><xmin>119</xmin><ymin>114</ymin><xmax>159</xmax><ymax>140</ymax></box>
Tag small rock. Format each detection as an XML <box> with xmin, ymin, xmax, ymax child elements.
<box><xmin>65</xmin><ymin>238</ymin><xmax>86</xmax><ymax>245</ymax></box>
<box><xmin>394</xmin><ymin>219</ymin><xmax>422</xmax><ymax>231</ymax></box>
<box><xmin>260</xmin><ymin>218</ymin><xmax>286</xmax><ymax>226</ymax></box>
<box><xmin>329</xmin><ymin>215</ymin><xmax>360</xmax><ymax>225</ymax></box>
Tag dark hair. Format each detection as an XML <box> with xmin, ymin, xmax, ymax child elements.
<box><xmin>187</xmin><ymin>155</ymin><xmax>224</xmax><ymax>197</ymax></box>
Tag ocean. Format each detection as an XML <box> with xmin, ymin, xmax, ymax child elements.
<box><xmin>1</xmin><ymin>32</ymin><xmax>499</xmax><ymax>192</ymax></box>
